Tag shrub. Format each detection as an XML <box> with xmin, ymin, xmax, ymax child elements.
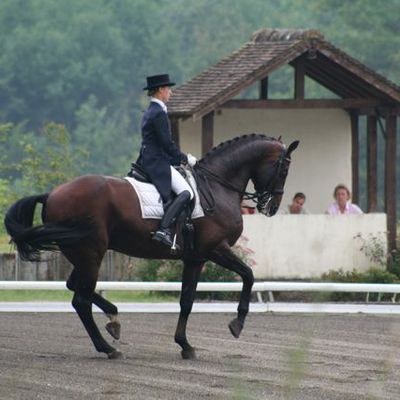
<box><xmin>134</xmin><ymin>236</ymin><xmax>255</xmax><ymax>300</ymax></box>
<box><xmin>388</xmin><ymin>250</ymin><xmax>400</xmax><ymax>278</ymax></box>
<box><xmin>320</xmin><ymin>267</ymin><xmax>399</xmax><ymax>302</ymax></box>
<box><xmin>354</xmin><ymin>232</ymin><xmax>387</xmax><ymax>267</ymax></box>
<box><xmin>134</xmin><ymin>258</ymin><xmax>239</xmax><ymax>300</ymax></box>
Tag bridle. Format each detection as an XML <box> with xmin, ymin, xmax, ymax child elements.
<box><xmin>194</xmin><ymin>147</ymin><xmax>290</xmax><ymax>215</ymax></box>
<box><xmin>253</xmin><ymin>147</ymin><xmax>289</xmax><ymax>213</ymax></box>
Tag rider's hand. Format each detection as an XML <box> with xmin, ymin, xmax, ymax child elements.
<box><xmin>187</xmin><ymin>154</ymin><xmax>197</xmax><ymax>167</ymax></box>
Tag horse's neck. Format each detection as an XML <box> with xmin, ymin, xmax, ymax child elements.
<box><xmin>203</xmin><ymin>144</ymin><xmax>263</xmax><ymax>192</ymax></box>
<box><xmin>203</xmin><ymin>160</ymin><xmax>250</xmax><ymax>194</ymax></box>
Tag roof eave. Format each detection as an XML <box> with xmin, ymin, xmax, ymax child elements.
<box><xmin>169</xmin><ymin>33</ymin><xmax>400</xmax><ymax>120</ymax></box>
<box><xmin>316</xmin><ymin>43</ymin><xmax>400</xmax><ymax>103</ymax></box>
<box><xmin>188</xmin><ymin>41</ymin><xmax>311</xmax><ymax>120</ymax></box>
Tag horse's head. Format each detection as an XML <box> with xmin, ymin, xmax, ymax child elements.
<box><xmin>252</xmin><ymin>140</ymin><xmax>299</xmax><ymax>217</ymax></box>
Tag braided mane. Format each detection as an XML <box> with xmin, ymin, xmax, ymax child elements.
<box><xmin>199</xmin><ymin>133</ymin><xmax>277</xmax><ymax>163</ymax></box>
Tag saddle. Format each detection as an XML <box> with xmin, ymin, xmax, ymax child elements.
<box><xmin>127</xmin><ymin>162</ymin><xmax>151</xmax><ymax>182</ymax></box>
<box><xmin>126</xmin><ymin>163</ymin><xmax>198</xmax><ymax>254</ymax></box>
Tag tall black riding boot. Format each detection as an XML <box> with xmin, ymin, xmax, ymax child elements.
<box><xmin>152</xmin><ymin>190</ymin><xmax>191</xmax><ymax>248</ymax></box>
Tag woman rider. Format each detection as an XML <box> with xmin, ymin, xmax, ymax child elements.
<box><xmin>136</xmin><ymin>74</ymin><xmax>195</xmax><ymax>249</ymax></box>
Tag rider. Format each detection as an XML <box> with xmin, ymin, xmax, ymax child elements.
<box><xmin>136</xmin><ymin>74</ymin><xmax>195</xmax><ymax>248</ymax></box>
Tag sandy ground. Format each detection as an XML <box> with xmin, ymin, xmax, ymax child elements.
<box><xmin>1</xmin><ymin>312</ymin><xmax>400</xmax><ymax>400</ymax></box>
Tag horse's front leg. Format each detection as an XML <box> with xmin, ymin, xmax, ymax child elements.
<box><xmin>174</xmin><ymin>259</ymin><xmax>204</xmax><ymax>360</ymax></box>
<box><xmin>209</xmin><ymin>244</ymin><xmax>254</xmax><ymax>338</ymax></box>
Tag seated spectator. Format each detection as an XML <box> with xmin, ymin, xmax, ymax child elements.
<box><xmin>280</xmin><ymin>192</ymin><xmax>309</xmax><ymax>214</ymax></box>
<box><xmin>241</xmin><ymin>201</ymin><xmax>256</xmax><ymax>215</ymax></box>
<box><xmin>326</xmin><ymin>184</ymin><xmax>363</xmax><ymax>215</ymax></box>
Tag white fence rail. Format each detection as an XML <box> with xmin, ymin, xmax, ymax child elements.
<box><xmin>2</xmin><ymin>281</ymin><xmax>400</xmax><ymax>313</ymax></box>
<box><xmin>1</xmin><ymin>281</ymin><xmax>400</xmax><ymax>295</ymax></box>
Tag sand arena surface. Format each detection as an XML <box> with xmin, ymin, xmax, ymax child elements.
<box><xmin>1</xmin><ymin>312</ymin><xmax>400</xmax><ymax>399</ymax></box>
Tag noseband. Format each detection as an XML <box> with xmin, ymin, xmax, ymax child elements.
<box><xmin>194</xmin><ymin>147</ymin><xmax>289</xmax><ymax>214</ymax></box>
<box><xmin>252</xmin><ymin>147</ymin><xmax>288</xmax><ymax>212</ymax></box>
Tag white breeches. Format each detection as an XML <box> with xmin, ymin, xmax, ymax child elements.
<box><xmin>170</xmin><ymin>167</ymin><xmax>194</xmax><ymax>200</ymax></box>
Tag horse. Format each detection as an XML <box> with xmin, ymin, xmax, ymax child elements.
<box><xmin>4</xmin><ymin>134</ymin><xmax>299</xmax><ymax>360</ymax></box>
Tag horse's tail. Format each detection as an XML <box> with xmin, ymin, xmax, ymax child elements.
<box><xmin>4</xmin><ymin>194</ymin><xmax>96</xmax><ymax>261</ymax></box>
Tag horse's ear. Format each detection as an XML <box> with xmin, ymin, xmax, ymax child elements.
<box><xmin>286</xmin><ymin>140</ymin><xmax>300</xmax><ymax>157</ymax></box>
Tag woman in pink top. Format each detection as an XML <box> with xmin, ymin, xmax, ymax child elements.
<box><xmin>327</xmin><ymin>184</ymin><xmax>363</xmax><ymax>215</ymax></box>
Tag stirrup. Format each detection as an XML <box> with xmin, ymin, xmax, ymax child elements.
<box><xmin>152</xmin><ymin>230</ymin><xmax>180</xmax><ymax>251</ymax></box>
<box><xmin>152</xmin><ymin>229</ymin><xmax>172</xmax><ymax>245</ymax></box>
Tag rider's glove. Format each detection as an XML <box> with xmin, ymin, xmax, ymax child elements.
<box><xmin>187</xmin><ymin>153</ymin><xmax>197</xmax><ymax>167</ymax></box>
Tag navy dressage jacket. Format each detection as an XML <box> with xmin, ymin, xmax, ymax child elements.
<box><xmin>136</xmin><ymin>101</ymin><xmax>187</xmax><ymax>203</ymax></box>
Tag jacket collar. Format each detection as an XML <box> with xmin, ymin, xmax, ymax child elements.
<box><xmin>150</xmin><ymin>98</ymin><xmax>167</xmax><ymax>113</ymax></box>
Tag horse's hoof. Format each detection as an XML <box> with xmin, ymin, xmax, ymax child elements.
<box><xmin>106</xmin><ymin>321</ymin><xmax>121</xmax><ymax>340</ymax></box>
<box><xmin>229</xmin><ymin>318</ymin><xmax>243</xmax><ymax>338</ymax></box>
<box><xmin>107</xmin><ymin>349</ymin><xmax>123</xmax><ymax>360</ymax></box>
<box><xmin>181</xmin><ymin>347</ymin><xmax>196</xmax><ymax>360</ymax></box>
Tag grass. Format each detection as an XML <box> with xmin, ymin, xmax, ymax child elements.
<box><xmin>0</xmin><ymin>290</ymin><xmax>179</xmax><ymax>302</ymax></box>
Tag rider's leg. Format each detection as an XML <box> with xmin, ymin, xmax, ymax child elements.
<box><xmin>152</xmin><ymin>167</ymin><xmax>194</xmax><ymax>247</ymax></box>
<box><xmin>169</xmin><ymin>167</ymin><xmax>194</xmax><ymax>200</ymax></box>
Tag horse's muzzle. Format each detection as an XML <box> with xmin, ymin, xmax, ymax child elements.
<box><xmin>267</xmin><ymin>201</ymin><xmax>280</xmax><ymax>216</ymax></box>
<box><xmin>258</xmin><ymin>195</ymin><xmax>281</xmax><ymax>217</ymax></box>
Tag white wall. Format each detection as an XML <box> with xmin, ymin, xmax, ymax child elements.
<box><xmin>242</xmin><ymin>214</ymin><xmax>387</xmax><ymax>279</ymax></box>
<box><xmin>179</xmin><ymin>108</ymin><xmax>352</xmax><ymax>213</ymax></box>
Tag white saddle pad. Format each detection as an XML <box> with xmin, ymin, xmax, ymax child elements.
<box><xmin>124</xmin><ymin>169</ymin><xmax>205</xmax><ymax>220</ymax></box>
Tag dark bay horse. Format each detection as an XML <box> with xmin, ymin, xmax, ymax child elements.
<box><xmin>4</xmin><ymin>134</ymin><xmax>299</xmax><ymax>359</ymax></box>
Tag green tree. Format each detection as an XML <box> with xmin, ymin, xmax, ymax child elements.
<box><xmin>0</xmin><ymin>0</ymin><xmax>156</xmax><ymax>130</ymax></box>
<box><xmin>0</xmin><ymin>122</ymin><xmax>88</xmax><ymax>196</ymax></box>
<box><xmin>16</xmin><ymin>122</ymin><xmax>88</xmax><ymax>194</ymax></box>
<box><xmin>73</xmin><ymin>95</ymin><xmax>139</xmax><ymax>175</ymax></box>
<box><xmin>0</xmin><ymin>122</ymin><xmax>88</xmax><ymax>232</ymax></box>
<box><xmin>306</xmin><ymin>0</ymin><xmax>400</xmax><ymax>83</ymax></box>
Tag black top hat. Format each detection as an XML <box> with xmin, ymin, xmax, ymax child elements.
<box><xmin>143</xmin><ymin>74</ymin><xmax>176</xmax><ymax>90</ymax></box>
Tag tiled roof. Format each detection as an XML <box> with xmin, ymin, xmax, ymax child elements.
<box><xmin>168</xmin><ymin>29</ymin><xmax>400</xmax><ymax>119</ymax></box>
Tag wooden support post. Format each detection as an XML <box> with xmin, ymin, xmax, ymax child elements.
<box><xmin>259</xmin><ymin>77</ymin><xmax>269</xmax><ymax>99</ymax></box>
<box><xmin>385</xmin><ymin>115</ymin><xmax>397</xmax><ymax>251</ymax></box>
<box><xmin>350</xmin><ymin>112</ymin><xmax>359</xmax><ymax>205</ymax></box>
<box><xmin>202</xmin><ymin>111</ymin><xmax>214</xmax><ymax>156</ymax></box>
<box><xmin>294</xmin><ymin>59</ymin><xmax>305</xmax><ymax>100</ymax></box>
<box><xmin>367</xmin><ymin>115</ymin><xmax>377</xmax><ymax>212</ymax></box>
<box><xmin>170</xmin><ymin>116</ymin><xmax>180</xmax><ymax>146</ymax></box>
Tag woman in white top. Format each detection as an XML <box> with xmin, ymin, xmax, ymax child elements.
<box><xmin>326</xmin><ymin>184</ymin><xmax>363</xmax><ymax>215</ymax></box>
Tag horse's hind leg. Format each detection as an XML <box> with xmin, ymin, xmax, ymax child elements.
<box><xmin>93</xmin><ymin>293</ymin><xmax>121</xmax><ymax>340</ymax></box>
<box><xmin>174</xmin><ymin>259</ymin><xmax>203</xmax><ymax>360</ymax></box>
<box><xmin>67</xmin><ymin>271</ymin><xmax>121</xmax><ymax>340</ymax></box>
<box><xmin>209</xmin><ymin>244</ymin><xmax>254</xmax><ymax>339</ymax></box>
<box><xmin>65</xmin><ymin>256</ymin><xmax>122</xmax><ymax>359</ymax></box>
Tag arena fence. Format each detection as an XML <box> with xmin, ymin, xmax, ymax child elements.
<box><xmin>0</xmin><ymin>281</ymin><xmax>399</xmax><ymax>303</ymax></box>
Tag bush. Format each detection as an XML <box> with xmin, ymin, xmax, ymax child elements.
<box><xmin>320</xmin><ymin>267</ymin><xmax>399</xmax><ymax>302</ymax></box>
<box><xmin>134</xmin><ymin>258</ymin><xmax>239</xmax><ymax>300</ymax></box>
<box><xmin>321</xmin><ymin>267</ymin><xmax>399</xmax><ymax>284</ymax></box>
<box><xmin>134</xmin><ymin>236</ymin><xmax>255</xmax><ymax>301</ymax></box>
<box><xmin>354</xmin><ymin>232</ymin><xmax>387</xmax><ymax>267</ymax></box>
<box><xmin>388</xmin><ymin>250</ymin><xmax>400</xmax><ymax>278</ymax></box>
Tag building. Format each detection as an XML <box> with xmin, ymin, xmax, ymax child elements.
<box><xmin>168</xmin><ymin>28</ymin><xmax>400</xmax><ymax>251</ymax></box>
